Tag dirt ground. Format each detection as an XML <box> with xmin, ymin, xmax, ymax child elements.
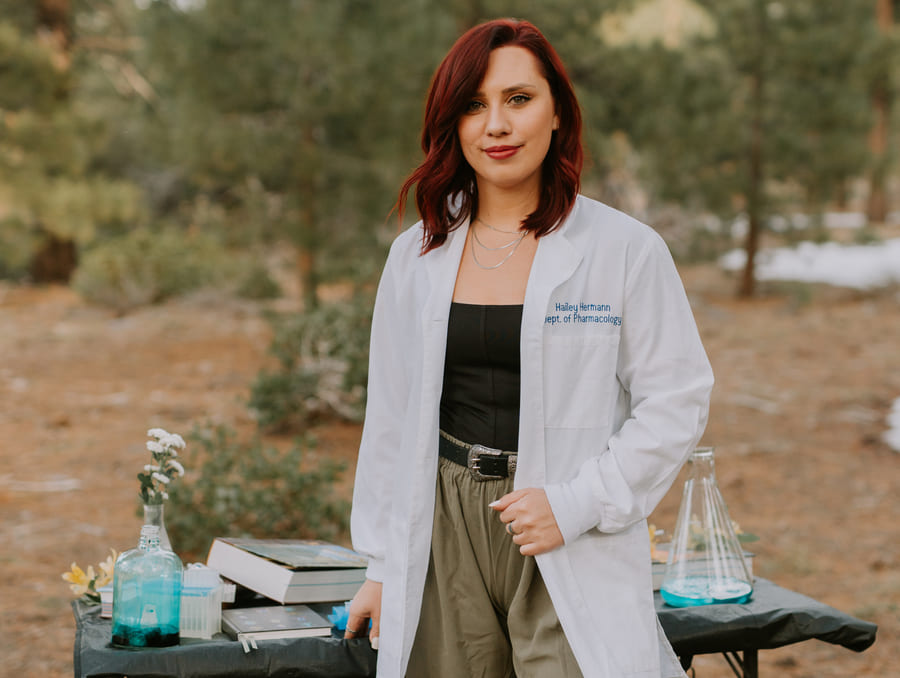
<box><xmin>0</xmin><ymin>257</ymin><xmax>897</xmax><ymax>678</ymax></box>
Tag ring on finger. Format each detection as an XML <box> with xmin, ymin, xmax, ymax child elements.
<box><xmin>506</xmin><ymin>523</ymin><xmax>516</xmax><ymax>536</ymax></box>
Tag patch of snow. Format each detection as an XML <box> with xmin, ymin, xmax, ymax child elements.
<box><xmin>885</xmin><ymin>399</ymin><xmax>900</xmax><ymax>453</ymax></box>
<box><xmin>720</xmin><ymin>238</ymin><xmax>900</xmax><ymax>290</ymax></box>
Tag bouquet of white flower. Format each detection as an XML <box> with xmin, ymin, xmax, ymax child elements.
<box><xmin>138</xmin><ymin>428</ymin><xmax>186</xmax><ymax>505</ymax></box>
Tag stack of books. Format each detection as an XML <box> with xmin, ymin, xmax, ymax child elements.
<box><xmin>206</xmin><ymin>537</ymin><xmax>368</xmax><ymax>605</ymax></box>
<box><xmin>205</xmin><ymin>538</ymin><xmax>368</xmax><ymax>650</ymax></box>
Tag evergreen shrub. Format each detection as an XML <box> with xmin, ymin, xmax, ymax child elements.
<box><xmin>249</xmin><ymin>297</ymin><xmax>372</xmax><ymax>431</ymax></box>
<box><xmin>236</xmin><ymin>259</ymin><xmax>282</xmax><ymax>300</ymax></box>
<box><xmin>0</xmin><ymin>215</ymin><xmax>38</xmax><ymax>279</ymax></box>
<box><xmin>853</xmin><ymin>228</ymin><xmax>883</xmax><ymax>246</ymax></box>
<box><xmin>164</xmin><ymin>424</ymin><xmax>350</xmax><ymax>562</ymax></box>
<box><xmin>72</xmin><ymin>227</ymin><xmax>230</xmax><ymax>310</ymax></box>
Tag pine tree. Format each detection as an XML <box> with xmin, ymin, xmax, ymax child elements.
<box><xmin>132</xmin><ymin>1</ymin><xmax>449</xmax><ymax>308</ymax></box>
<box><xmin>0</xmin><ymin>0</ymin><xmax>145</xmax><ymax>282</ymax></box>
<box><xmin>618</xmin><ymin>0</ymin><xmax>878</xmax><ymax>296</ymax></box>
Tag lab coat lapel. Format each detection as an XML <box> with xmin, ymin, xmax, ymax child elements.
<box><xmin>425</xmin><ymin>225</ymin><xmax>467</xmax><ymax>321</ymax></box>
<box><xmin>517</xmin><ymin>213</ymin><xmax>584</xmax><ymax>488</ymax></box>
<box><xmin>400</xmin><ymin>224</ymin><xmax>469</xmax><ymax>669</ymax></box>
<box><xmin>419</xmin><ymin>224</ymin><xmax>467</xmax><ymax>445</ymax></box>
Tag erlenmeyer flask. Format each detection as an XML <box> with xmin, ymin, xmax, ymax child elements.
<box><xmin>660</xmin><ymin>447</ymin><xmax>753</xmax><ymax>607</ymax></box>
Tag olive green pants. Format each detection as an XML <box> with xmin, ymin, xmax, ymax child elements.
<box><xmin>406</xmin><ymin>457</ymin><xmax>582</xmax><ymax>678</ymax></box>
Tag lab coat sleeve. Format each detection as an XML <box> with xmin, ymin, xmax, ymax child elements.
<box><xmin>544</xmin><ymin>233</ymin><xmax>714</xmax><ymax>543</ymax></box>
<box><xmin>349</xmin><ymin>236</ymin><xmax>414</xmax><ymax>582</ymax></box>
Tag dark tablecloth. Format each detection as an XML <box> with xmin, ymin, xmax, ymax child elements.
<box><xmin>654</xmin><ymin>577</ymin><xmax>876</xmax><ymax>656</ymax></box>
<box><xmin>73</xmin><ymin>578</ymin><xmax>876</xmax><ymax>678</ymax></box>
<box><xmin>73</xmin><ymin>600</ymin><xmax>376</xmax><ymax>678</ymax></box>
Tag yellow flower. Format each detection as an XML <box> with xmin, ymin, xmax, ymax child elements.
<box><xmin>94</xmin><ymin>549</ymin><xmax>117</xmax><ymax>589</ymax></box>
<box><xmin>62</xmin><ymin>562</ymin><xmax>95</xmax><ymax>597</ymax></box>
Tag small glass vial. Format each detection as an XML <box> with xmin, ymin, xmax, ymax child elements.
<box><xmin>112</xmin><ymin>524</ymin><xmax>183</xmax><ymax>647</ymax></box>
<box><xmin>660</xmin><ymin>447</ymin><xmax>753</xmax><ymax>607</ymax></box>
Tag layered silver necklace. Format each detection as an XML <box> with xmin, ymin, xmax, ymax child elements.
<box><xmin>470</xmin><ymin>216</ymin><xmax>526</xmax><ymax>270</ymax></box>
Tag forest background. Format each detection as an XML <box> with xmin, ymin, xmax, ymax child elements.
<box><xmin>1</xmin><ymin>1</ymin><xmax>898</xmax><ymax>677</ymax></box>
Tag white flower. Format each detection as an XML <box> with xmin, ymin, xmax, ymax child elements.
<box><xmin>162</xmin><ymin>433</ymin><xmax>186</xmax><ymax>449</ymax></box>
<box><xmin>141</xmin><ymin>428</ymin><xmax>186</xmax><ymax>504</ymax></box>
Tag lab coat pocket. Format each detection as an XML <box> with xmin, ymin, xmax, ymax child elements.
<box><xmin>543</xmin><ymin>334</ymin><xmax>618</xmax><ymax>428</ymax></box>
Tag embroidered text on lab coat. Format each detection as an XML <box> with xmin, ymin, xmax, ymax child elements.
<box><xmin>545</xmin><ymin>301</ymin><xmax>622</xmax><ymax>326</ymax></box>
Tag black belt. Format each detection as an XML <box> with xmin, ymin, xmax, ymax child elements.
<box><xmin>438</xmin><ymin>430</ymin><xmax>517</xmax><ymax>481</ymax></box>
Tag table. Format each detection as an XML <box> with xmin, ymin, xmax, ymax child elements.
<box><xmin>654</xmin><ymin>578</ymin><xmax>876</xmax><ymax>677</ymax></box>
<box><xmin>73</xmin><ymin>578</ymin><xmax>876</xmax><ymax>678</ymax></box>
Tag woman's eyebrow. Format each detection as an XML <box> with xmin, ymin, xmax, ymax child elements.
<box><xmin>472</xmin><ymin>83</ymin><xmax>538</xmax><ymax>97</ymax></box>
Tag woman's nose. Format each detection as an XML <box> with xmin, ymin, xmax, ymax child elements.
<box><xmin>485</xmin><ymin>105</ymin><xmax>511</xmax><ymax>136</ymax></box>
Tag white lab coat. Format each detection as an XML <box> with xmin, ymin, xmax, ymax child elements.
<box><xmin>350</xmin><ymin>195</ymin><xmax>714</xmax><ymax>677</ymax></box>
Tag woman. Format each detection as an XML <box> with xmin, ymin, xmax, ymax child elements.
<box><xmin>345</xmin><ymin>18</ymin><xmax>713</xmax><ymax>678</ymax></box>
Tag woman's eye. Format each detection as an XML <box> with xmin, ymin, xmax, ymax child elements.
<box><xmin>465</xmin><ymin>100</ymin><xmax>485</xmax><ymax>113</ymax></box>
<box><xmin>509</xmin><ymin>94</ymin><xmax>532</xmax><ymax>105</ymax></box>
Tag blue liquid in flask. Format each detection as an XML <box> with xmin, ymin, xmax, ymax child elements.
<box><xmin>661</xmin><ymin>575</ymin><xmax>752</xmax><ymax>607</ymax></box>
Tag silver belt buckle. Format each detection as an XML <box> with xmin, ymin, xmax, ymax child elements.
<box><xmin>467</xmin><ymin>444</ymin><xmax>516</xmax><ymax>481</ymax></box>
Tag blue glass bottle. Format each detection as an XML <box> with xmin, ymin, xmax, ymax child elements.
<box><xmin>112</xmin><ymin>524</ymin><xmax>183</xmax><ymax>647</ymax></box>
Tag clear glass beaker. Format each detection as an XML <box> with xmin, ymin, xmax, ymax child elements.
<box><xmin>660</xmin><ymin>447</ymin><xmax>753</xmax><ymax>607</ymax></box>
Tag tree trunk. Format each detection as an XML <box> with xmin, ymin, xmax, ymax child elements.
<box><xmin>31</xmin><ymin>0</ymin><xmax>78</xmax><ymax>283</ymax></box>
<box><xmin>37</xmin><ymin>0</ymin><xmax>71</xmax><ymax>50</ymax></box>
<box><xmin>297</xmin><ymin>123</ymin><xmax>319</xmax><ymax>310</ymax></box>
<box><xmin>866</xmin><ymin>0</ymin><xmax>893</xmax><ymax>224</ymax></box>
<box><xmin>297</xmin><ymin>192</ymin><xmax>320</xmax><ymax>311</ymax></box>
<box><xmin>297</xmin><ymin>244</ymin><xmax>317</xmax><ymax>311</ymax></box>
<box><xmin>739</xmin><ymin>2</ymin><xmax>767</xmax><ymax>299</ymax></box>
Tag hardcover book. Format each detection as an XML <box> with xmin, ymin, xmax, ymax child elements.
<box><xmin>206</xmin><ymin>538</ymin><xmax>368</xmax><ymax>604</ymax></box>
<box><xmin>222</xmin><ymin>604</ymin><xmax>332</xmax><ymax>652</ymax></box>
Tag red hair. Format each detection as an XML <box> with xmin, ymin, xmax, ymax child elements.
<box><xmin>397</xmin><ymin>19</ymin><xmax>583</xmax><ymax>254</ymax></box>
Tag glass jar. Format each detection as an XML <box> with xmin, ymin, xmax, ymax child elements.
<box><xmin>112</xmin><ymin>524</ymin><xmax>183</xmax><ymax>647</ymax></box>
<box><xmin>660</xmin><ymin>447</ymin><xmax>753</xmax><ymax>607</ymax></box>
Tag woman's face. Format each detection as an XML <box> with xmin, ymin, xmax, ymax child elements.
<box><xmin>457</xmin><ymin>45</ymin><xmax>559</xmax><ymax>199</ymax></box>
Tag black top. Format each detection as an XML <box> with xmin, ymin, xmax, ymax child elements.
<box><xmin>439</xmin><ymin>302</ymin><xmax>523</xmax><ymax>451</ymax></box>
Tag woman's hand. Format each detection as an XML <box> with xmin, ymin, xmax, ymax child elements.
<box><xmin>343</xmin><ymin>578</ymin><xmax>382</xmax><ymax>649</ymax></box>
<box><xmin>491</xmin><ymin>487</ymin><xmax>564</xmax><ymax>556</ymax></box>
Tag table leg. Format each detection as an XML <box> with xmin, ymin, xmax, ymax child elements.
<box><xmin>722</xmin><ymin>649</ymin><xmax>759</xmax><ymax>678</ymax></box>
<box><xmin>744</xmin><ymin>649</ymin><xmax>759</xmax><ymax>678</ymax></box>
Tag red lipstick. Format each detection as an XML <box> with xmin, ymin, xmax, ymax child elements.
<box><xmin>484</xmin><ymin>145</ymin><xmax>520</xmax><ymax>160</ymax></box>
